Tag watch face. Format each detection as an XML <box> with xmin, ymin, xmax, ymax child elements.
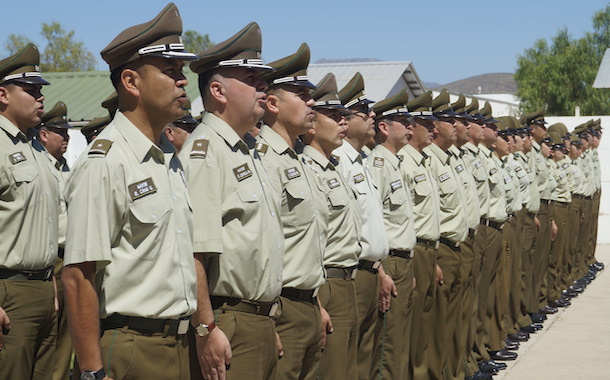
<box><xmin>80</xmin><ymin>372</ymin><xmax>96</xmax><ymax>380</ymax></box>
<box><xmin>196</xmin><ymin>324</ymin><xmax>209</xmax><ymax>336</ymax></box>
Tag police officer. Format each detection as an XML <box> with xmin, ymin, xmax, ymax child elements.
<box><xmin>257</xmin><ymin>42</ymin><xmax>328</xmax><ymax>380</ymax></box>
<box><xmin>0</xmin><ymin>43</ymin><xmax>58</xmax><ymax>380</ymax></box>
<box><xmin>62</xmin><ymin>4</ymin><xmax>202</xmax><ymax>379</ymax></box>
<box><xmin>300</xmin><ymin>73</ymin><xmax>362</xmax><ymax>380</ymax></box>
<box><xmin>180</xmin><ymin>21</ymin><xmax>283</xmax><ymax>380</ymax></box>
<box><xmin>370</xmin><ymin>89</ymin><xmax>417</xmax><ymax>380</ymax></box>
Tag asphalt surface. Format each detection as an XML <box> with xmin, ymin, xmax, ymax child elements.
<box><xmin>495</xmin><ymin>244</ymin><xmax>610</xmax><ymax>380</ymax></box>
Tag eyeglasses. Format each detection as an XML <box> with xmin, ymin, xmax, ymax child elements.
<box><xmin>317</xmin><ymin>109</ymin><xmax>345</xmax><ymax>123</ymax></box>
<box><xmin>348</xmin><ymin>111</ymin><xmax>370</xmax><ymax>122</ymax></box>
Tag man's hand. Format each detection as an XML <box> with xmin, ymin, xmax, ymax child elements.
<box><xmin>551</xmin><ymin>219</ymin><xmax>558</xmax><ymax>241</ymax></box>
<box><xmin>196</xmin><ymin>327</ymin><xmax>232</xmax><ymax>380</ymax></box>
<box><xmin>275</xmin><ymin>332</ymin><xmax>284</xmax><ymax>359</ymax></box>
<box><xmin>319</xmin><ymin>305</ymin><xmax>333</xmax><ymax>350</ymax></box>
<box><xmin>0</xmin><ymin>306</ymin><xmax>10</xmax><ymax>351</ymax></box>
<box><xmin>378</xmin><ymin>270</ymin><xmax>397</xmax><ymax>313</ymax></box>
<box><xmin>436</xmin><ymin>264</ymin><xmax>444</xmax><ymax>286</ymax></box>
<box><xmin>534</xmin><ymin>216</ymin><xmax>541</xmax><ymax>231</ymax></box>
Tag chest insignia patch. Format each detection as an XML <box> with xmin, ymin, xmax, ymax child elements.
<box><xmin>327</xmin><ymin>178</ymin><xmax>341</xmax><ymax>189</ymax></box>
<box><xmin>414</xmin><ymin>174</ymin><xmax>427</xmax><ymax>183</ymax></box>
<box><xmin>128</xmin><ymin>177</ymin><xmax>157</xmax><ymax>200</ymax></box>
<box><xmin>373</xmin><ymin>157</ymin><xmax>385</xmax><ymax>168</ymax></box>
<box><xmin>285</xmin><ymin>166</ymin><xmax>301</xmax><ymax>180</ymax></box>
<box><xmin>353</xmin><ymin>173</ymin><xmax>365</xmax><ymax>184</ymax></box>
<box><xmin>233</xmin><ymin>163</ymin><xmax>253</xmax><ymax>182</ymax></box>
<box><xmin>9</xmin><ymin>152</ymin><xmax>26</xmax><ymax>165</ymax></box>
<box><xmin>390</xmin><ymin>179</ymin><xmax>403</xmax><ymax>191</ymax></box>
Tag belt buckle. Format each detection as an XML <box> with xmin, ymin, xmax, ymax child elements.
<box><xmin>372</xmin><ymin>261</ymin><xmax>382</xmax><ymax>270</ymax></box>
<box><xmin>434</xmin><ymin>240</ymin><xmax>439</xmax><ymax>250</ymax></box>
<box><xmin>454</xmin><ymin>241</ymin><xmax>460</xmax><ymax>248</ymax></box>
<box><xmin>410</xmin><ymin>249</ymin><xmax>414</xmax><ymax>259</ymax></box>
<box><xmin>177</xmin><ymin>318</ymin><xmax>190</xmax><ymax>335</ymax></box>
<box><xmin>350</xmin><ymin>268</ymin><xmax>358</xmax><ymax>280</ymax></box>
<box><xmin>43</xmin><ymin>266</ymin><xmax>54</xmax><ymax>280</ymax></box>
<box><xmin>312</xmin><ymin>287</ymin><xmax>319</xmax><ymax>298</ymax></box>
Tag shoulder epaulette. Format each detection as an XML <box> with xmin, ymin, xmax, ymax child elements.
<box><xmin>88</xmin><ymin>139</ymin><xmax>113</xmax><ymax>156</ymax></box>
<box><xmin>190</xmin><ymin>139</ymin><xmax>209</xmax><ymax>158</ymax></box>
<box><xmin>255</xmin><ymin>142</ymin><xmax>268</xmax><ymax>155</ymax></box>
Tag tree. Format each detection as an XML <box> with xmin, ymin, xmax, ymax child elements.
<box><xmin>182</xmin><ymin>30</ymin><xmax>214</xmax><ymax>55</ymax></box>
<box><xmin>40</xmin><ymin>22</ymin><xmax>97</xmax><ymax>72</ymax></box>
<box><xmin>3</xmin><ymin>34</ymin><xmax>34</xmax><ymax>56</ymax></box>
<box><xmin>515</xmin><ymin>5</ymin><xmax>610</xmax><ymax>116</ymax></box>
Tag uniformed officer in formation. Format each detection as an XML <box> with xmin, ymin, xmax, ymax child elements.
<box><xmin>63</xmin><ymin>4</ymin><xmax>203</xmax><ymax>380</ymax></box>
<box><xmin>2</xmin><ymin>10</ymin><xmax>605</xmax><ymax>380</ymax></box>
<box><xmin>0</xmin><ymin>42</ymin><xmax>59</xmax><ymax>380</ymax></box>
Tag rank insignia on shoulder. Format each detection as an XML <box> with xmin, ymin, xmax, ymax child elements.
<box><xmin>233</xmin><ymin>163</ymin><xmax>253</xmax><ymax>182</ymax></box>
<box><xmin>128</xmin><ymin>177</ymin><xmax>157</xmax><ymax>201</ymax></box>
<box><xmin>8</xmin><ymin>152</ymin><xmax>26</xmax><ymax>165</ymax></box>
<box><xmin>190</xmin><ymin>139</ymin><xmax>209</xmax><ymax>158</ymax></box>
<box><xmin>89</xmin><ymin>139</ymin><xmax>113</xmax><ymax>156</ymax></box>
<box><xmin>285</xmin><ymin>166</ymin><xmax>301</xmax><ymax>180</ymax></box>
<box><xmin>255</xmin><ymin>142</ymin><xmax>268</xmax><ymax>155</ymax></box>
<box><xmin>373</xmin><ymin>156</ymin><xmax>385</xmax><ymax>168</ymax></box>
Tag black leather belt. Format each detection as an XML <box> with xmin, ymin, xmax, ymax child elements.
<box><xmin>281</xmin><ymin>287</ymin><xmax>318</xmax><ymax>302</ymax></box>
<box><xmin>439</xmin><ymin>237</ymin><xmax>461</xmax><ymax>250</ymax></box>
<box><xmin>572</xmin><ymin>194</ymin><xmax>592</xmax><ymax>200</ymax></box>
<box><xmin>416</xmin><ymin>238</ymin><xmax>439</xmax><ymax>250</ymax></box>
<box><xmin>468</xmin><ymin>228</ymin><xmax>477</xmax><ymax>240</ymax></box>
<box><xmin>389</xmin><ymin>249</ymin><xmax>414</xmax><ymax>260</ymax></box>
<box><xmin>487</xmin><ymin>220</ymin><xmax>505</xmax><ymax>230</ymax></box>
<box><xmin>325</xmin><ymin>266</ymin><xmax>358</xmax><ymax>280</ymax></box>
<box><xmin>358</xmin><ymin>259</ymin><xmax>382</xmax><ymax>273</ymax></box>
<box><xmin>57</xmin><ymin>247</ymin><xmax>65</xmax><ymax>259</ymax></box>
<box><xmin>553</xmin><ymin>200</ymin><xmax>570</xmax><ymax>208</ymax></box>
<box><xmin>211</xmin><ymin>296</ymin><xmax>279</xmax><ymax>317</ymax></box>
<box><xmin>101</xmin><ymin>313</ymin><xmax>190</xmax><ymax>335</ymax></box>
<box><xmin>527</xmin><ymin>212</ymin><xmax>536</xmax><ymax>219</ymax></box>
<box><xmin>541</xmin><ymin>199</ymin><xmax>552</xmax><ymax>205</ymax></box>
<box><xmin>0</xmin><ymin>266</ymin><xmax>54</xmax><ymax>281</ymax></box>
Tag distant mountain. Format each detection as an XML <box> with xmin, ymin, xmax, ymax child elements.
<box><xmin>314</xmin><ymin>58</ymin><xmax>383</xmax><ymax>64</ymax></box>
<box><xmin>424</xmin><ymin>82</ymin><xmax>442</xmax><ymax>89</ymax></box>
<box><xmin>435</xmin><ymin>73</ymin><xmax>517</xmax><ymax>95</ymax></box>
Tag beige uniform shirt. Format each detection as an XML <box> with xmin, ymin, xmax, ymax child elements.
<box><xmin>578</xmin><ymin>151</ymin><xmax>596</xmax><ymax>196</ymax></box>
<box><xmin>480</xmin><ymin>146</ymin><xmax>508</xmax><ymax>223</ymax></box>
<box><xmin>550</xmin><ymin>158</ymin><xmax>572</xmax><ymax>203</ymax></box>
<box><xmin>424</xmin><ymin>143</ymin><xmax>468</xmax><ymax>243</ymax></box>
<box><xmin>591</xmin><ymin>149</ymin><xmax>601</xmax><ymax>191</ymax></box>
<box><xmin>542</xmin><ymin>158</ymin><xmax>557</xmax><ymax>201</ymax></box>
<box><xmin>180</xmin><ymin>113</ymin><xmax>283</xmax><ymax>303</ymax></box>
<box><xmin>65</xmin><ymin>112</ymin><xmax>196</xmax><ymax>319</ymax></box>
<box><xmin>255</xmin><ymin>125</ymin><xmax>325</xmax><ymax>290</ymax></box>
<box><xmin>369</xmin><ymin>144</ymin><xmax>416</xmax><ymax>251</ymax></box>
<box><xmin>570</xmin><ymin>158</ymin><xmax>588</xmax><ymax>196</ymax></box>
<box><xmin>398</xmin><ymin>144</ymin><xmax>441</xmax><ymax>240</ymax></box>
<box><xmin>529</xmin><ymin>142</ymin><xmax>550</xmax><ymax>205</ymax></box>
<box><xmin>301</xmin><ymin>145</ymin><xmax>361</xmax><ymax>268</ymax></box>
<box><xmin>451</xmin><ymin>146</ymin><xmax>481</xmax><ymax>230</ymax></box>
<box><xmin>463</xmin><ymin>142</ymin><xmax>489</xmax><ymax>219</ymax></box>
<box><xmin>501</xmin><ymin>155</ymin><xmax>522</xmax><ymax>215</ymax></box>
<box><xmin>0</xmin><ymin>116</ymin><xmax>58</xmax><ymax>270</ymax></box>
<box><xmin>333</xmin><ymin>140</ymin><xmax>388</xmax><ymax>261</ymax></box>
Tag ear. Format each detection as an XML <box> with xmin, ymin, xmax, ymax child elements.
<box><xmin>120</xmin><ymin>68</ymin><xmax>140</xmax><ymax>98</ymax></box>
<box><xmin>0</xmin><ymin>86</ymin><xmax>9</xmax><ymax>106</ymax></box>
<box><xmin>377</xmin><ymin>121</ymin><xmax>391</xmax><ymax>138</ymax></box>
<box><xmin>163</xmin><ymin>126</ymin><xmax>174</xmax><ymax>142</ymax></box>
<box><xmin>208</xmin><ymin>80</ymin><xmax>227</xmax><ymax>105</ymax></box>
<box><xmin>38</xmin><ymin>129</ymin><xmax>49</xmax><ymax>143</ymax></box>
<box><xmin>265</xmin><ymin>94</ymin><xmax>280</xmax><ymax>115</ymax></box>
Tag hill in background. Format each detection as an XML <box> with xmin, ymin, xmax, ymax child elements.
<box><xmin>434</xmin><ymin>73</ymin><xmax>517</xmax><ymax>94</ymax></box>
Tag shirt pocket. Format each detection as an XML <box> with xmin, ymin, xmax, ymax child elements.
<box><xmin>437</xmin><ymin>172</ymin><xmax>457</xmax><ymax>195</ymax></box>
<box><xmin>10</xmin><ymin>165</ymin><xmax>41</xmax><ymax>206</ymax></box>
<box><xmin>128</xmin><ymin>194</ymin><xmax>171</xmax><ymax>259</ymax></box>
<box><xmin>284</xmin><ymin>179</ymin><xmax>314</xmax><ymax>227</ymax></box>
<box><xmin>233</xmin><ymin>179</ymin><xmax>265</xmax><ymax>234</ymax></box>
<box><xmin>412</xmin><ymin>175</ymin><xmax>432</xmax><ymax>198</ymax></box>
<box><xmin>328</xmin><ymin>187</ymin><xmax>348</xmax><ymax>209</ymax></box>
<box><xmin>388</xmin><ymin>180</ymin><xmax>407</xmax><ymax>209</ymax></box>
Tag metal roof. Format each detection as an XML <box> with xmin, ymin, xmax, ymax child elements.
<box><xmin>593</xmin><ymin>48</ymin><xmax>610</xmax><ymax>88</ymax></box>
<box><xmin>41</xmin><ymin>70</ymin><xmax>201</xmax><ymax>122</ymax></box>
<box><xmin>308</xmin><ymin>61</ymin><xmax>426</xmax><ymax>102</ymax></box>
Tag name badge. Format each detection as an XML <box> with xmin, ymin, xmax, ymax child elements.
<box><xmin>438</xmin><ymin>172</ymin><xmax>451</xmax><ymax>183</ymax></box>
<box><xmin>455</xmin><ymin>164</ymin><xmax>464</xmax><ymax>174</ymax></box>
<box><xmin>489</xmin><ymin>168</ymin><xmax>498</xmax><ymax>176</ymax></box>
<box><xmin>285</xmin><ymin>166</ymin><xmax>301</xmax><ymax>180</ymax></box>
<box><xmin>9</xmin><ymin>152</ymin><xmax>26</xmax><ymax>165</ymax></box>
<box><xmin>233</xmin><ymin>163</ymin><xmax>253</xmax><ymax>182</ymax></box>
<box><xmin>327</xmin><ymin>178</ymin><xmax>340</xmax><ymax>189</ymax></box>
<box><xmin>414</xmin><ymin>174</ymin><xmax>427</xmax><ymax>183</ymax></box>
<box><xmin>475</xmin><ymin>161</ymin><xmax>483</xmax><ymax>169</ymax></box>
<box><xmin>390</xmin><ymin>179</ymin><xmax>403</xmax><ymax>191</ymax></box>
<box><xmin>353</xmin><ymin>173</ymin><xmax>365</xmax><ymax>183</ymax></box>
<box><xmin>373</xmin><ymin>157</ymin><xmax>384</xmax><ymax>168</ymax></box>
<box><xmin>128</xmin><ymin>178</ymin><xmax>157</xmax><ymax>200</ymax></box>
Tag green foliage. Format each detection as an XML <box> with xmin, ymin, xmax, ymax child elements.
<box><xmin>182</xmin><ymin>30</ymin><xmax>214</xmax><ymax>55</ymax></box>
<box><xmin>516</xmin><ymin>5</ymin><xmax>610</xmax><ymax>116</ymax></box>
<box><xmin>40</xmin><ymin>22</ymin><xmax>97</xmax><ymax>72</ymax></box>
<box><xmin>3</xmin><ymin>34</ymin><xmax>34</xmax><ymax>56</ymax></box>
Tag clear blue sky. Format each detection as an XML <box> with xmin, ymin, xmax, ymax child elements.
<box><xmin>2</xmin><ymin>0</ymin><xmax>609</xmax><ymax>84</ymax></box>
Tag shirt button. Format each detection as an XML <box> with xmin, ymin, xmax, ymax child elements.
<box><xmin>177</xmin><ymin>228</ymin><xmax>182</xmax><ymax>234</ymax></box>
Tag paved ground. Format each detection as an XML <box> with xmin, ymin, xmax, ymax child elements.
<box><xmin>495</xmin><ymin>244</ymin><xmax>610</xmax><ymax>380</ymax></box>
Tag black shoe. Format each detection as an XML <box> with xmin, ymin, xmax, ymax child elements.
<box><xmin>478</xmin><ymin>360</ymin><xmax>506</xmax><ymax>373</ymax></box>
<box><xmin>549</xmin><ymin>298</ymin><xmax>570</xmax><ymax>308</ymax></box>
<box><xmin>595</xmin><ymin>261</ymin><xmax>605</xmax><ymax>270</ymax></box>
<box><xmin>539</xmin><ymin>305</ymin><xmax>558</xmax><ymax>314</ymax></box>
<box><xmin>575</xmin><ymin>278</ymin><xmax>589</xmax><ymax>286</ymax></box>
<box><xmin>490</xmin><ymin>349</ymin><xmax>518</xmax><ymax>361</ymax></box>
<box><xmin>508</xmin><ymin>330</ymin><xmax>530</xmax><ymax>341</ymax></box>
<box><xmin>471</xmin><ymin>371</ymin><xmax>494</xmax><ymax>380</ymax></box>
<box><xmin>570</xmin><ymin>284</ymin><xmax>585</xmax><ymax>293</ymax></box>
<box><xmin>562</xmin><ymin>289</ymin><xmax>578</xmax><ymax>298</ymax></box>
<box><xmin>505</xmin><ymin>339</ymin><xmax>519</xmax><ymax>350</ymax></box>
<box><xmin>529</xmin><ymin>313</ymin><xmax>546</xmax><ymax>323</ymax></box>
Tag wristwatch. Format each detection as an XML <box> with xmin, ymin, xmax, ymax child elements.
<box><xmin>80</xmin><ymin>369</ymin><xmax>106</xmax><ymax>380</ymax></box>
<box><xmin>195</xmin><ymin>321</ymin><xmax>216</xmax><ymax>337</ymax></box>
